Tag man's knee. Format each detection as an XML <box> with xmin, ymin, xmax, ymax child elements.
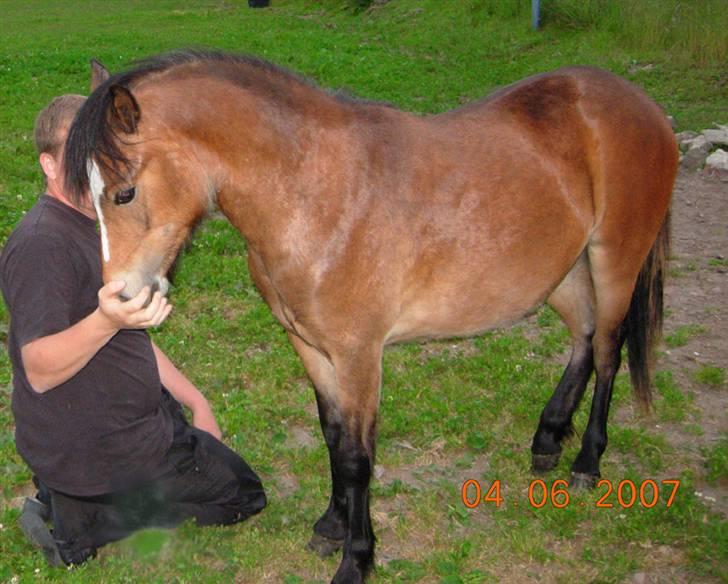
<box><xmin>223</xmin><ymin>482</ymin><xmax>266</xmax><ymax>525</ymax></box>
<box><xmin>243</xmin><ymin>487</ymin><xmax>267</xmax><ymax>516</ymax></box>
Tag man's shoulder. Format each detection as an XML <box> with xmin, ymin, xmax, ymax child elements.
<box><xmin>4</xmin><ymin>200</ymin><xmax>68</xmax><ymax>252</ymax></box>
<box><xmin>1</xmin><ymin>198</ymin><xmax>73</xmax><ymax>275</ymax></box>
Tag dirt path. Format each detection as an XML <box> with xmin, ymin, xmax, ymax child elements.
<box><xmin>659</xmin><ymin>169</ymin><xmax>727</xmax><ymax>514</ymax></box>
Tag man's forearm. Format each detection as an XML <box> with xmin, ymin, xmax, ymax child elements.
<box><xmin>21</xmin><ymin>308</ymin><xmax>118</xmax><ymax>393</ymax></box>
<box><xmin>152</xmin><ymin>342</ymin><xmax>206</xmax><ymax>410</ymax></box>
<box><xmin>152</xmin><ymin>342</ymin><xmax>222</xmax><ymax>439</ymax></box>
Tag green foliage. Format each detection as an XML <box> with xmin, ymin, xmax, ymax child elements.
<box><xmin>693</xmin><ymin>365</ymin><xmax>726</xmax><ymax>388</ymax></box>
<box><xmin>701</xmin><ymin>435</ymin><xmax>728</xmax><ymax>484</ymax></box>
<box><xmin>664</xmin><ymin>324</ymin><xmax>707</xmax><ymax>348</ymax></box>
<box><xmin>471</xmin><ymin>0</ymin><xmax>530</xmax><ymax>20</ymax></box>
<box><xmin>612</xmin><ymin>0</ymin><xmax>727</xmax><ymax>66</ymax></box>
<box><xmin>542</xmin><ymin>0</ymin><xmax>620</xmax><ymax>30</ymax></box>
<box><xmin>654</xmin><ymin>371</ymin><xmax>690</xmax><ymax>423</ymax></box>
<box><xmin>515</xmin><ymin>0</ymin><xmax>727</xmax><ymax>66</ymax></box>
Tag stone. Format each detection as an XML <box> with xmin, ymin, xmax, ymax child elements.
<box><xmin>703</xmin><ymin>148</ymin><xmax>728</xmax><ymax>181</ymax></box>
<box><xmin>675</xmin><ymin>130</ymin><xmax>698</xmax><ymax>145</ymax></box>
<box><xmin>680</xmin><ymin>135</ymin><xmax>712</xmax><ymax>171</ymax></box>
<box><xmin>685</xmin><ymin>134</ymin><xmax>712</xmax><ymax>151</ymax></box>
<box><xmin>703</xmin><ymin>129</ymin><xmax>728</xmax><ymax>148</ymax></box>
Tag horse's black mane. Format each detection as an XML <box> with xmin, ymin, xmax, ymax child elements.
<box><xmin>64</xmin><ymin>49</ymin><xmax>384</xmax><ymax>203</ymax></box>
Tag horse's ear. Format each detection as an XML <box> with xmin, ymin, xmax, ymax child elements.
<box><xmin>90</xmin><ymin>58</ymin><xmax>110</xmax><ymax>92</ymax></box>
<box><xmin>108</xmin><ymin>84</ymin><xmax>140</xmax><ymax>134</ymax></box>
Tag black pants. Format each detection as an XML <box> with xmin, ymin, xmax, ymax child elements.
<box><xmin>39</xmin><ymin>393</ymin><xmax>266</xmax><ymax>565</ymax></box>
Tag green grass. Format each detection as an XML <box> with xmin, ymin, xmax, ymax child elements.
<box><xmin>664</xmin><ymin>324</ymin><xmax>708</xmax><ymax>349</ymax></box>
<box><xmin>702</xmin><ymin>436</ymin><xmax>728</xmax><ymax>484</ymax></box>
<box><xmin>1</xmin><ymin>1</ymin><xmax>726</xmax><ymax>582</ymax></box>
<box><xmin>693</xmin><ymin>366</ymin><xmax>726</xmax><ymax>388</ymax></box>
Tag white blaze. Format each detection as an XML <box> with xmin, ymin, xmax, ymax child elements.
<box><xmin>88</xmin><ymin>160</ymin><xmax>111</xmax><ymax>263</ymax></box>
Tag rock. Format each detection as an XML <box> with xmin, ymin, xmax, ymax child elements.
<box><xmin>681</xmin><ymin>148</ymin><xmax>708</xmax><ymax>171</ymax></box>
<box><xmin>666</xmin><ymin>115</ymin><xmax>677</xmax><ymax>130</ymax></box>
<box><xmin>703</xmin><ymin>148</ymin><xmax>728</xmax><ymax>181</ymax></box>
<box><xmin>680</xmin><ymin>135</ymin><xmax>712</xmax><ymax>171</ymax></box>
<box><xmin>675</xmin><ymin>130</ymin><xmax>698</xmax><ymax>151</ymax></box>
<box><xmin>684</xmin><ymin>134</ymin><xmax>712</xmax><ymax>151</ymax></box>
<box><xmin>703</xmin><ymin>128</ymin><xmax>728</xmax><ymax>148</ymax></box>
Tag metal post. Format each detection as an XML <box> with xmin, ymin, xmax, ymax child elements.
<box><xmin>532</xmin><ymin>0</ymin><xmax>541</xmax><ymax>30</ymax></box>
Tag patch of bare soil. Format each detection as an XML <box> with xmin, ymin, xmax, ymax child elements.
<box><xmin>658</xmin><ymin>170</ymin><xmax>728</xmax><ymax>515</ymax></box>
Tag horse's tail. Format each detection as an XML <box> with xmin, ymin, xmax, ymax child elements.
<box><xmin>623</xmin><ymin>210</ymin><xmax>671</xmax><ymax>411</ymax></box>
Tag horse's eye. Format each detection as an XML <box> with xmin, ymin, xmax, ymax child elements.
<box><xmin>114</xmin><ymin>187</ymin><xmax>136</xmax><ymax>205</ymax></box>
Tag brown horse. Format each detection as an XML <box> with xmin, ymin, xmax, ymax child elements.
<box><xmin>65</xmin><ymin>51</ymin><xmax>677</xmax><ymax>583</ymax></box>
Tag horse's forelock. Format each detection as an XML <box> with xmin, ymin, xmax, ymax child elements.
<box><xmin>64</xmin><ymin>70</ymin><xmax>150</xmax><ymax>204</ymax></box>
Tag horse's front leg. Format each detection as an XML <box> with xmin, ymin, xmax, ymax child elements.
<box><xmin>288</xmin><ymin>334</ymin><xmax>380</xmax><ymax>582</ymax></box>
<box><xmin>328</xmin><ymin>352</ymin><xmax>380</xmax><ymax>584</ymax></box>
<box><xmin>309</xmin><ymin>390</ymin><xmax>347</xmax><ymax>554</ymax></box>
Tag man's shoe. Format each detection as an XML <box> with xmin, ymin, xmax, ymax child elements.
<box><xmin>17</xmin><ymin>500</ymin><xmax>65</xmax><ymax>567</ymax></box>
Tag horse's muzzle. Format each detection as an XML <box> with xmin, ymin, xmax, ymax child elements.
<box><xmin>116</xmin><ymin>274</ymin><xmax>170</xmax><ymax>303</ymax></box>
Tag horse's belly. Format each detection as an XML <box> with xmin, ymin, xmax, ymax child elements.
<box><xmin>385</xmin><ymin>219</ymin><xmax>588</xmax><ymax>345</ymax></box>
<box><xmin>385</xmin><ymin>279</ymin><xmax>550</xmax><ymax>344</ymax></box>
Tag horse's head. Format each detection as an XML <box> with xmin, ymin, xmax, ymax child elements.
<box><xmin>65</xmin><ymin>61</ymin><xmax>211</xmax><ymax>300</ymax></box>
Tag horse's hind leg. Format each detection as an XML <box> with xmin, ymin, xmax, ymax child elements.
<box><xmin>569</xmin><ymin>241</ymin><xmax>644</xmax><ymax>488</ymax></box>
<box><xmin>532</xmin><ymin>252</ymin><xmax>595</xmax><ymax>472</ymax></box>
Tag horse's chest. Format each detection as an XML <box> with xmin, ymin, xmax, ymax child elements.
<box><xmin>246</xmin><ymin>249</ymin><xmax>319</xmax><ymax>335</ymax></box>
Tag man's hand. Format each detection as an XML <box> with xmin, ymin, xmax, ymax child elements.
<box><xmin>97</xmin><ymin>281</ymin><xmax>172</xmax><ymax>331</ymax></box>
<box><xmin>19</xmin><ymin>279</ymin><xmax>170</xmax><ymax>393</ymax></box>
<box><xmin>192</xmin><ymin>401</ymin><xmax>223</xmax><ymax>440</ymax></box>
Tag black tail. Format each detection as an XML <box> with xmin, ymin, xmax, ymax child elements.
<box><xmin>624</xmin><ymin>211</ymin><xmax>670</xmax><ymax>411</ymax></box>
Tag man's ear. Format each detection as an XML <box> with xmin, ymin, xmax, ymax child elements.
<box><xmin>108</xmin><ymin>84</ymin><xmax>140</xmax><ymax>134</ymax></box>
<box><xmin>39</xmin><ymin>152</ymin><xmax>58</xmax><ymax>181</ymax></box>
<box><xmin>90</xmin><ymin>58</ymin><xmax>111</xmax><ymax>92</ymax></box>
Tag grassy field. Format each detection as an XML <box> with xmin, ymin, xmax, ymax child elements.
<box><xmin>1</xmin><ymin>1</ymin><xmax>726</xmax><ymax>582</ymax></box>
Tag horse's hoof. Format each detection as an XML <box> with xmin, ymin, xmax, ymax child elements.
<box><xmin>307</xmin><ymin>533</ymin><xmax>344</xmax><ymax>557</ymax></box>
<box><xmin>331</xmin><ymin>557</ymin><xmax>365</xmax><ymax>584</ymax></box>
<box><xmin>570</xmin><ymin>472</ymin><xmax>599</xmax><ymax>490</ymax></box>
<box><xmin>532</xmin><ymin>452</ymin><xmax>560</xmax><ymax>473</ymax></box>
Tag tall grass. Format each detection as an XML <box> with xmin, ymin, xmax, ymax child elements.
<box><xmin>468</xmin><ymin>0</ymin><xmax>727</xmax><ymax>65</ymax></box>
<box><xmin>316</xmin><ymin>0</ymin><xmax>726</xmax><ymax>65</ymax></box>
<box><xmin>613</xmin><ymin>0</ymin><xmax>727</xmax><ymax>65</ymax></box>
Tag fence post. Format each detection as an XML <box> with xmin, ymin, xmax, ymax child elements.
<box><xmin>532</xmin><ymin>0</ymin><xmax>541</xmax><ymax>29</ymax></box>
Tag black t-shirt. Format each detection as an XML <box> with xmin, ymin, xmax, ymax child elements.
<box><xmin>0</xmin><ymin>195</ymin><xmax>173</xmax><ymax>496</ymax></box>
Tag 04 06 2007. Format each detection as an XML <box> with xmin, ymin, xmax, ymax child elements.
<box><xmin>461</xmin><ymin>478</ymin><xmax>681</xmax><ymax>509</ymax></box>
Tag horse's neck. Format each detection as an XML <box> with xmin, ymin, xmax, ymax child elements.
<box><xmin>206</xmin><ymin>88</ymin><xmax>370</xmax><ymax>254</ymax></box>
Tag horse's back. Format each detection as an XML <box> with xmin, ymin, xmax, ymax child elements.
<box><xmin>422</xmin><ymin>65</ymin><xmax>676</xmax><ymax>239</ymax></box>
<box><xmin>379</xmin><ymin>68</ymin><xmax>676</xmax><ymax>343</ymax></box>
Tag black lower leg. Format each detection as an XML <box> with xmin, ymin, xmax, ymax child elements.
<box><xmin>332</xmin><ymin>436</ymin><xmax>375</xmax><ymax>584</ymax></box>
<box><xmin>571</xmin><ymin>345</ymin><xmax>620</xmax><ymax>488</ymax></box>
<box><xmin>311</xmin><ymin>392</ymin><xmax>347</xmax><ymax>547</ymax></box>
<box><xmin>532</xmin><ymin>341</ymin><xmax>593</xmax><ymax>471</ymax></box>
